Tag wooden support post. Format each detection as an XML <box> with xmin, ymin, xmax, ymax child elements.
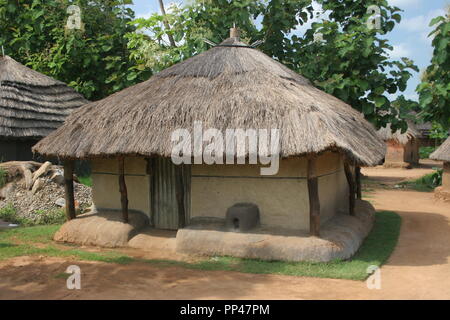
<box><xmin>175</xmin><ymin>165</ymin><xmax>186</xmax><ymax>229</ymax></box>
<box><xmin>307</xmin><ymin>158</ymin><xmax>320</xmax><ymax>237</ymax></box>
<box><xmin>146</xmin><ymin>158</ymin><xmax>155</xmax><ymax>227</ymax></box>
<box><xmin>63</xmin><ymin>160</ymin><xmax>76</xmax><ymax>221</ymax></box>
<box><xmin>355</xmin><ymin>166</ymin><xmax>362</xmax><ymax>200</ymax></box>
<box><xmin>344</xmin><ymin>161</ymin><xmax>356</xmax><ymax>216</ymax></box>
<box><xmin>118</xmin><ymin>157</ymin><xmax>129</xmax><ymax>223</ymax></box>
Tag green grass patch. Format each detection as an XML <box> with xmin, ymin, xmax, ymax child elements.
<box><xmin>0</xmin><ymin>225</ymin><xmax>60</xmax><ymax>243</ymax></box>
<box><xmin>0</xmin><ymin>211</ymin><xmax>401</xmax><ymax>281</ymax></box>
<box><xmin>0</xmin><ymin>205</ymin><xmax>66</xmax><ymax>226</ymax></box>
<box><xmin>78</xmin><ymin>176</ymin><xmax>92</xmax><ymax>187</ymax></box>
<box><xmin>399</xmin><ymin>169</ymin><xmax>443</xmax><ymax>192</ymax></box>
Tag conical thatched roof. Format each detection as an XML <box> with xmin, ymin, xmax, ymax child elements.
<box><xmin>430</xmin><ymin>137</ymin><xmax>450</xmax><ymax>162</ymax></box>
<box><xmin>377</xmin><ymin>121</ymin><xmax>420</xmax><ymax>145</ymax></box>
<box><xmin>34</xmin><ymin>32</ymin><xmax>385</xmax><ymax>166</ymax></box>
<box><xmin>0</xmin><ymin>56</ymin><xmax>88</xmax><ymax>139</ymax></box>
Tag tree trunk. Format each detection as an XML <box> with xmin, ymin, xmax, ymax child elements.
<box><xmin>63</xmin><ymin>161</ymin><xmax>76</xmax><ymax>220</ymax></box>
<box><xmin>307</xmin><ymin>158</ymin><xmax>320</xmax><ymax>237</ymax></box>
<box><xmin>344</xmin><ymin>162</ymin><xmax>356</xmax><ymax>216</ymax></box>
<box><xmin>158</xmin><ymin>0</ymin><xmax>176</xmax><ymax>47</ymax></box>
<box><xmin>118</xmin><ymin>157</ymin><xmax>129</xmax><ymax>223</ymax></box>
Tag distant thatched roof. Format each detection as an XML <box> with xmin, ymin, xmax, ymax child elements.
<box><xmin>34</xmin><ymin>30</ymin><xmax>385</xmax><ymax>166</ymax></box>
<box><xmin>430</xmin><ymin>137</ymin><xmax>450</xmax><ymax>162</ymax></box>
<box><xmin>377</xmin><ymin>121</ymin><xmax>420</xmax><ymax>145</ymax></box>
<box><xmin>0</xmin><ymin>56</ymin><xmax>88</xmax><ymax>140</ymax></box>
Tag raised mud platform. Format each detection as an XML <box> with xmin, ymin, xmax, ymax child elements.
<box><xmin>435</xmin><ymin>186</ymin><xmax>450</xmax><ymax>202</ymax></box>
<box><xmin>54</xmin><ymin>210</ymin><xmax>148</xmax><ymax>248</ymax></box>
<box><xmin>53</xmin><ymin>200</ymin><xmax>375</xmax><ymax>262</ymax></box>
<box><xmin>383</xmin><ymin>161</ymin><xmax>413</xmax><ymax>169</ymax></box>
<box><xmin>176</xmin><ymin>200</ymin><xmax>376</xmax><ymax>262</ymax></box>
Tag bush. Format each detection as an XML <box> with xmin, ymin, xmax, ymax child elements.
<box><xmin>0</xmin><ymin>204</ymin><xmax>66</xmax><ymax>226</ymax></box>
<box><xmin>78</xmin><ymin>176</ymin><xmax>93</xmax><ymax>187</ymax></box>
<box><xmin>0</xmin><ymin>167</ymin><xmax>6</xmax><ymax>188</ymax></box>
<box><xmin>419</xmin><ymin>146</ymin><xmax>436</xmax><ymax>159</ymax></box>
<box><xmin>33</xmin><ymin>209</ymin><xmax>66</xmax><ymax>225</ymax></box>
<box><xmin>0</xmin><ymin>204</ymin><xmax>21</xmax><ymax>224</ymax></box>
<box><xmin>400</xmin><ymin>169</ymin><xmax>443</xmax><ymax>192</ymax></box>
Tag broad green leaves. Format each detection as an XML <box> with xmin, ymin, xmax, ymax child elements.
<box><xmin>417</xmin><ymin>10</ymin><xmax>450</xmax><ymax>130</ymax></box>
<box><xmin>0</xmin><ymin>0</ymin><xmax>150</xmax><ymax>100</ymax></box>
<box><xmin>129</xmin><ymin>0</ymin><xmax>418</xmax><ymax>130</ymax></box>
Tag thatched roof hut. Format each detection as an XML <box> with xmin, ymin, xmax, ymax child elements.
<box><xmin>377</xmin><ymin>121</ymin><xmax>420</xmax><ymax>167</ymax></box>
<box><xmin>430</xmin><ymin>137</ymin><xmax>450</xmax><ymax>162</ymax></box>
<box><xmin>34</xmin><ymin>28</ymin><xmax>383</xmax><ymax>257</ymax></box>
<box><xmin>34</xmin><ymin>37</ymin><xmax>384</xmax><ymax>166</ymax></box>
<box><xmin>0</xmin><ymin>56</ymin><xmax>87</xmax><ymax>161</ymax></box>
<box><xmin>377</xmin><ymin>122</ymin><xmax>420</xmax><ymax>145</ymax></box>
<box><xmin>430</xmin><ymin>137</ymin><xmax>450</xmax><ymax>201</ymax></box>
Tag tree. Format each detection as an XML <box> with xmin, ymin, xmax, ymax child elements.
<box><xmin>294</xmin><ymin>0</ymin><xmax>418</xmax><ymax>131</ymax></box>
<box><xmin>128</xmin><ymin>0</ymin><xmax>418</xmax><ymax>130</ymax></box>
<box><xmin>0</xmin><ymin>0</ymin><xmax>150</xmax><ymax>100</ymax></box>
<box><xmin>416</xmin><ymin>8</ymin><xmax>450</xmax><ymax>130</ymax></box>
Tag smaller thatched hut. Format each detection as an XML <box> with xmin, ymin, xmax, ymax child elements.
<box><xmin>430</xmin><ymin>137</ymin><xmax>450</xmax><ymax>201</ymax></box>
<box><xmin>377</xmin><ymin>122</ymin><xmax>420</xmax><ymax>168</ymax></box>
<box><xmin>0</xmin><ymin>56</ymin><xmax>87</xmax><ymax>161</ymax></box>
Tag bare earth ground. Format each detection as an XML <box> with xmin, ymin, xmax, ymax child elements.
<box><xmin>0</xmin><ymin>161</ymin><xmax>449</xmax><ymax>300</ymax></box>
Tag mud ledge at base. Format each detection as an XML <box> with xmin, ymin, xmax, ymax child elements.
<box><xmin>176</xmin><ymin>200</ymin><xmax>375</xmax><ymax>263</ymax></box>
<box><xmin>383</xmin><ymin>162</ymin><xmax>413</xmax><ymax>169</ymax></box>
<box><xmin>54</xmin><ymin>200</ymin><xmax>375</xmax><ymax>263</ymax></box>
<box><xmin>435</xmin><ymin>187</ymin><xmax>450</xmax><ymax>202</ymax></box>
<box><xmin>54</xmin><ymin>209</ymin><xmax>149</xmax><ymax>248</ymax></box>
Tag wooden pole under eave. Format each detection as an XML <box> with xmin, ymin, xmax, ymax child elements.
<box><xmin>118</xmin><ymin>157</ymin><xmax>129</xmax><ymax>223</ymax></box>
<box><xmin>344</xmin><ymin>161</ymin><xmax>356</xmax><ymax>216</ymax></box>
<box><xmin>63</xmin><ymin>160</ymin><xmax>76</xmax><ymax>220</ymax></box>
<box><xmin>355</xmin><ymin>166</ymin><xmax>362</xmax><ymax>200</ymax></box>
<box><xmin>174</xmin><ymin>165</ymin><xmax>186</xmax><ymax>229</ymax></box>
<box><xmin>307</xmin><ymin>157</ymin><xmax>321</xmax><ymax>237</ymax></box>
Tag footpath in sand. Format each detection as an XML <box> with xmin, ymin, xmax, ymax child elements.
<box><xmin>0</xmin><ymin>162</ymin><xmax>449</xmax><ymax>300</ymax></box>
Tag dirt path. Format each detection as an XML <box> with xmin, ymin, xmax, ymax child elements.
<box><xmin>1</xmin><ymin>165</ymin><xmax>450</xmax><ymax>300</ymax></box>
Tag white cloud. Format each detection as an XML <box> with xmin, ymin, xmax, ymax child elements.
<box><xmin>136</xmin><ymin>1</ymin><xmax>181</xmax><ymax>18</ymax></box>
<box><xmin>405</xmin><ymin>92</ymin><xmax>419</xmax><ymax>101</ymax></box>
<box><xmin>389</xmin><ymin>0</ymin><xmax>421</xmax><ymax>9</ymax></box>
<box><xmin>136</xmin><ymin>10</ymin><xmax>154</xmax><ymax>19</ymax></box>
<box><xmin>390</xmin><ymin>43</ymin><xmax>412</xmax><ymax>58</ymax></box>
<box><xmin>399</xmin><ymin>8</ymin><xmax>446</xmax><ymax>42</ymax></box>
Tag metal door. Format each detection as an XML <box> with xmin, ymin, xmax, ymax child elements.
<box><xmin>149</xmin><ymin>157</ymin><xmax>190</xmax><ymax>230</ymax></box>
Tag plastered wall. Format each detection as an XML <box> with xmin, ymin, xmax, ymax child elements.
<box><xmin>91</xmin><ymin>157</ymin><xmax>150</xmax><ymax>216</ymax></box>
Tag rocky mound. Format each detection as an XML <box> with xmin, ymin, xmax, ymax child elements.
<box><xmin>0</xmin><ymin>161</ymin><xmax>92</xmax><ymax>224</ymax></box>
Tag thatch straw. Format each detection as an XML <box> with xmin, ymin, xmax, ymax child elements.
<box><xmin>377</xmin><ymin>121</ymin><xmax>419</xmax><ymax>145</ymax></box>
<box><xmin>0</xmin><ymin>56</ymin><xmax>88</xmax><ymax>139</ymax></box>
<box><xmin>34</xmin><ymin>36</ymin><xmax>385</xmax><ymax>166</ymax></box>
<box><xmin>430</xmin><ymin>137</ymin><xmax>450</xmax><ymax>162</ymax></box>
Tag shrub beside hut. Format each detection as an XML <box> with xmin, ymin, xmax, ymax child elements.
<box><xmin>377</xmin><ymin>122</ymin><xmax>420</xmax><ymax>168</ymax></box>
<box><xmin>0</xmin><ymin>56</ymin><xmax>87</xmax><ymax>161</ymax></box>
<box><xmin>430</xmin><ymin>137</ymin><xmax>450</xmax><ymax>201</ymax></box>
<box><xmin>33</xmin><ymin>28</ymin><xmax>385</xmax><ymax>262</ymax></box>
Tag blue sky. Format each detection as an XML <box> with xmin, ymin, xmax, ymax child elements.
<box><xmin>130</xmin><ymin>0</ymin><xmax>448</xmax><ymax>102</ymax></box>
